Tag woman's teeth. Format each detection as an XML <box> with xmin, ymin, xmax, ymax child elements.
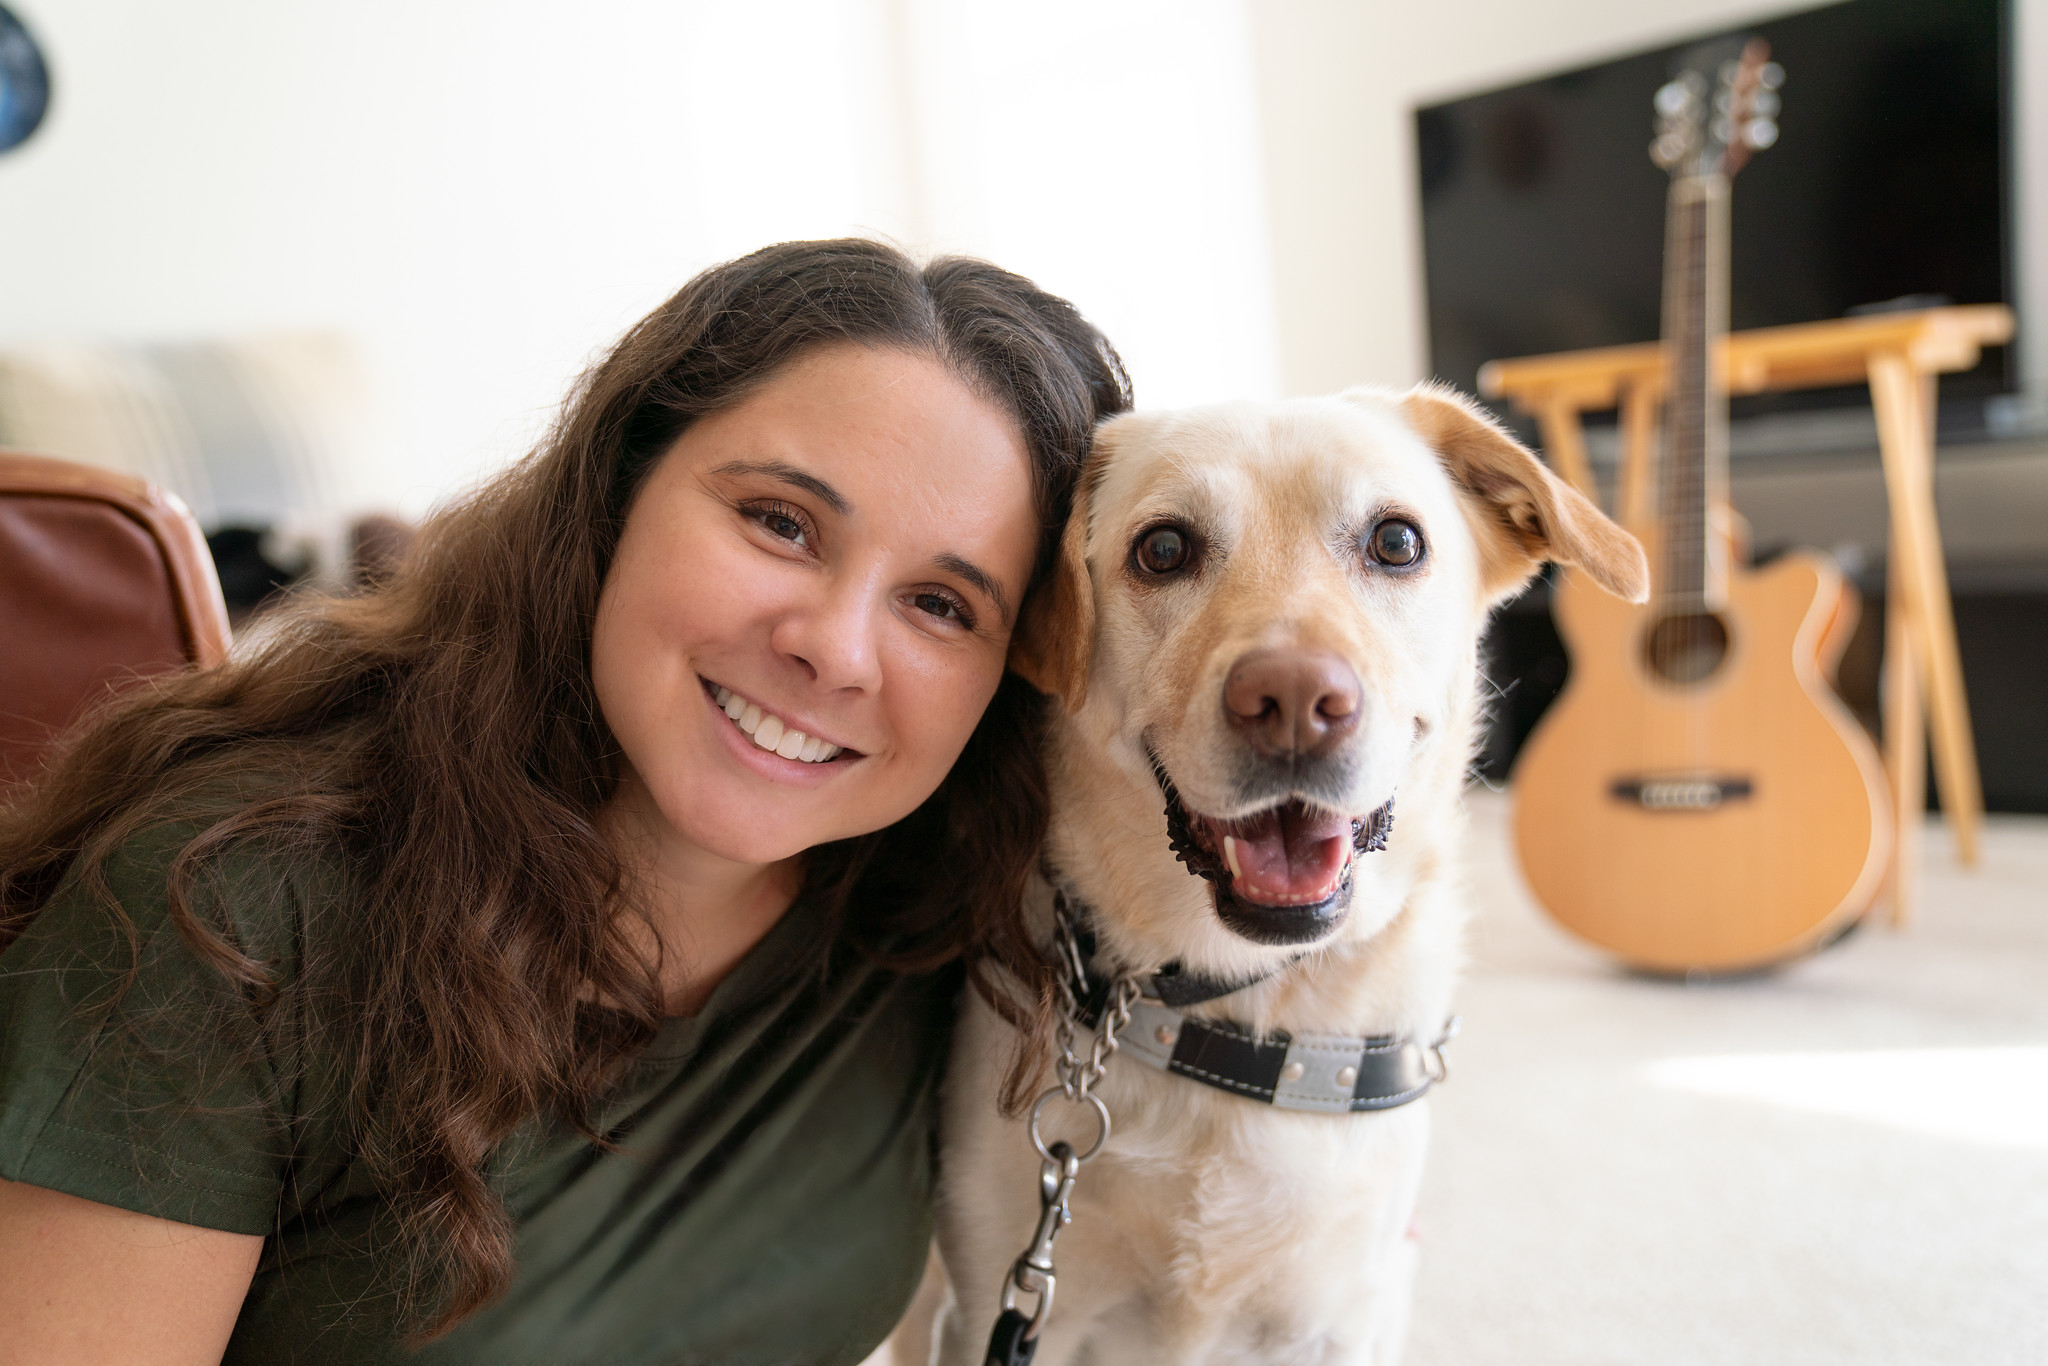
<box><xmin>713</xmin><ymin>685</ymin><xmax>843</xmax><ymax>763</ymax></box>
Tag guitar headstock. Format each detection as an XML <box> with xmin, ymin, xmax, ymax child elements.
<box><xmin>1651</xmin><ymin>37</ymin><xmax>1782</xmax><ymax>181</ymax></box>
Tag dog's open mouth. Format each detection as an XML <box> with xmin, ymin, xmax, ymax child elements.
<box><xmin>1193</xmin><ymin>803</ymin><xmax>1356</xmax><ymax>906</ymax></box>
<box><xmin>1152</xmin><ymin>752</ymin><xmax>1394</xmax><ymax>946</ymax></box>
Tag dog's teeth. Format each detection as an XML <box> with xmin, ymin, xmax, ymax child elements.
<box><xmin>1222</xmin><ymin>835</ymin><xmax>1244</xmax><ymax>881</ymax></box>
<box><xmin>775</xmin><ymin>727</ymin><xmax>808</xmax><ymax>760</ymax></box>
<box><xmin>754</xmin><ymin>714</ymin><xmax>785</xmax><ymax>750</ymax></box>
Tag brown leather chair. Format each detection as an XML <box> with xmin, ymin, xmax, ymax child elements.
<box><xmin>1</xmin><ymin>451</ymin><xmax>232</xmax><ymax>791</ymax></box>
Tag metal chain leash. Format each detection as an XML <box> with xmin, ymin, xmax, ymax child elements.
<box><xmin>984</xmin><ymin>898</ymin><xmax>1141</xmax><ymax>1366</ymax></box>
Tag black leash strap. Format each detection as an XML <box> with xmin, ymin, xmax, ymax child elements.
<box><xmin>985</xmin><ymin>1307</ymin><xmax>1039</xmax><ymax>1366</ymax></box>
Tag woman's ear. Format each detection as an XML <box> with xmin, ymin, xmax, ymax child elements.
<box><xmin>1398</xmin><ymin>383</ymin><xmax>1650</xmax><ymax>605</ymax></box>
<box><xmin>1008</xmin><ymin>469</ymin><xmax>1096</xmax><ymax>711</ymax></box>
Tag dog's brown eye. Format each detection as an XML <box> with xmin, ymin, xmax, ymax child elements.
<box><xmin>1368</xmin><ymin>518</ymin><xmax>1424</xmax><ymax>568</ymax></box>
<box><xmin>1135</xmin><ymin>525</ymin><xmax>1193</xmax><ymax>575</ymax></box>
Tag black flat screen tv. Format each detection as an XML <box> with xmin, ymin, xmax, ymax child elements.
<box><xmin>1416</xmin><ymin>0</ymin><xmax>2011</xmax><ymax>436</ymax></box>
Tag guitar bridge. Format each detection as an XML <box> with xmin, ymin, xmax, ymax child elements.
<box><xmin>1609</xmin><ymin>775</ymin><xmax>1754</xmax><ymax>811</ymax></box>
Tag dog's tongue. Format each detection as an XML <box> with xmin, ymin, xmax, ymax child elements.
<box><xmin>1200</xmin><ymin>801</ymin><xmax>1355</xmax><ymax>906</ymax></box>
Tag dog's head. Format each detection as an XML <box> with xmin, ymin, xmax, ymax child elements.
<box><xmin>1012</xmin><ymin>383</ymin><xmax>1646</xmax><ymax>952</ymax></box>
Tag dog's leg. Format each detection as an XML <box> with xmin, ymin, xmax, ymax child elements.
<box><xmin>1359</xmin><ymin>1223</ymin><xmax>1420</xmax><ymax>1366</ymax></box>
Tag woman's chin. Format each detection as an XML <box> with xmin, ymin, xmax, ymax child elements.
<box><xmin>683</xmin><ymin>816</ymin><xmax>818</xmax><ymax>869</ymax></box>
<box><xmin>648</xmin><ymin>779</ymin><xmax>888</xmax><ymax>869</ymax></box>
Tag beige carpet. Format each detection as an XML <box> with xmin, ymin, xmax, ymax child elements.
<box><xmin>1407</xmin><ymin>791</ymin><xmax>2048</xmax><ymax>1365</ymax></box>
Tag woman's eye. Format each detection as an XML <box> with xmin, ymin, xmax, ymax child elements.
<box><xmin>1134</xmin><ymin>524</ymin><xmax>1193</xmax><ymax>576</ymax></box>
<box><xmin>1366</xmin><ymin>518</ymin><xmax>1425</xmax><ymax>569</ymax></box>
<box><xmin>911</xmin><ymin>591</ymin><xmax>972</xmax><ymax>629</ymax></box>
<box><xmin>745</xmin><ymin>502</ymin><xmax>812</xmax><ymax>549</ymax></box>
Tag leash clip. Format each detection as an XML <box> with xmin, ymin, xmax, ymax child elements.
<box><xmin>994</xmin><ymin>1142</ymin><xmax>1080</xmax><ymax>1349</ymax></box>
<box><xmin>984</xmin><ymin>899</ymin><xmax>1141</xmax><ymax>1365</ymax></box>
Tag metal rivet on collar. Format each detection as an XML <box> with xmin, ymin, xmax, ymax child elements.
<box><xmin>1155</xmin><ymin>1025</ymin><xmax>1177</xmax><ymax>1047</ymax></box>
<box><xmin>1280</xmin><ymin>1061</ymin><xmax>1305</xmax><ymax>1082</ymax></box>
<box><xmin>1335</xmin><ymin>1065</ymin><xmax>1358</xmax><ymax>1089</ymax></box>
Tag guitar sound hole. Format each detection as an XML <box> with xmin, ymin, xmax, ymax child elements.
<box><xmin>1643</xmin><ymin>612</ymin><xmax>1730</xmax><ymax>684</ymax></box>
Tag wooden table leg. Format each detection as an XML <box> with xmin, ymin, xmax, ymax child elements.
<box><xmin>1868</xmin><ymin>351</ymin><xmax>1983</xmax><ymax>868</ymax></box>
<box><xmin>1536</xmin><ymin>397</ymin><xmax>1598</xmax><ymax>501</ymax></box>
<box><xmin>1882</xmin><ymin>553</ymin><xmax>1925</xmax><ymax>925</ymax></box>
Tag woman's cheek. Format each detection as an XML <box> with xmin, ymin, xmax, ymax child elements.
<box><xmin>893</xmin><ymin>645</ymin><xmax>1007</xmax><ymax>780</ymax></box>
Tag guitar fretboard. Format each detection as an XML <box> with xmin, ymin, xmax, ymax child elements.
<box><xmin>1658</xmin><ymin>174</ymin><xmax>1730</xmax><ymax>611</ymax></box>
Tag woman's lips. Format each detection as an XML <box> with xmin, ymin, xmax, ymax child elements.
<box><xmin>701</xmin><ymin>679</ymin><xmax>853</xmax><ymax>765</ymax></box>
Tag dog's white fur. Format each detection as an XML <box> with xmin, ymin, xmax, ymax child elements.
<box><xmin>931</xmin><ymin>385</ymin><xmax>1646</xmax><ymax>1366</ymax></box>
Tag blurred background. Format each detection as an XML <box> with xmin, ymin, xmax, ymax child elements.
<box><xmin>4</xmin><ymin>3</ymin><xmax>2045</xmax><ymax>1362</ymax></box>
<box><xmin>4</xmin><ymin>0</ymin><xmax>2045</xmax><ymax>804</ymax></box>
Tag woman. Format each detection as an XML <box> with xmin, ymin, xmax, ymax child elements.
<box><xmin>0</xmin><ymin>239</ymin><xmax>1131</xmax><ymax>1364</ymax></box>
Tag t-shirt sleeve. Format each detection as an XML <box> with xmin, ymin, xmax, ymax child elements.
<box><xmin>0</xmin><ymin>824</ymin><xmax>317</xmax><ymax>1235</ymax></box>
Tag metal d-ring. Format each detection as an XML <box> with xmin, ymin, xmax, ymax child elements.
<box><xmin>1027</xmin><ymin>1088</ymin><xmax>1112</xmax><ymax>1165</ymax></box>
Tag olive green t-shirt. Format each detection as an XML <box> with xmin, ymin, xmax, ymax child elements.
<box><xmin>0</xmin><ymin>820</ymin><xmax>957</xmax><ymax>1364</ymax></box>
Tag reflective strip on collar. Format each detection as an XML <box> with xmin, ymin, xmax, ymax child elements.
<box><xmin>1108</xmin><ymin>999</ymin><xmax>1450</xmax><ymax>1115</ymax></box>
<box><xmin>1121</xmin><ymin>1000</ymin><xmax>1184</xmax><ymax>1071</ymax></box>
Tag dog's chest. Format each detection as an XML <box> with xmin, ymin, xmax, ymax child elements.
<box><xmin>1055</xmin><ymin>1061</ymin><xmax>1432</xmax><ymax>1352</ymax></box>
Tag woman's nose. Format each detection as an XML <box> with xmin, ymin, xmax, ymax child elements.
<box><xmin>771</xmin><ymin>569</ymin><xmax>885</xmax><ymax>694</ymax></box>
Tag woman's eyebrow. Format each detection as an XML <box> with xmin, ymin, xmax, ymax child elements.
<box><xmin>935</xmin><ymin>551</ymin><xmax>1010</xmax><ymax>624</ymax></box>
<box><xmin>709</xmin><ymin>459</ymin><xmax>851</xmax><ymax>515</ymax></box>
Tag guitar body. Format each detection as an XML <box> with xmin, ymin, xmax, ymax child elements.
<box><xmin>1513</xmin><ymin>551</ymin><xmax>1891</xmax><ymax>973</ymax></box>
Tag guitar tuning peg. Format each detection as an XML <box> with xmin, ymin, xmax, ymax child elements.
<box><xmin>1759</xmin><ymin>62</ymin><xmax>1785</xmax><ymax>90</ymax></box>
<box><xmin>1655</xmin><ymin>80</ymin><xmax>1691</xmax><ymax>116</ymax></box>
<box><xmin>1651</xmin><ymin>134</ymin><xmax>1683</xmax><ymax>168</ymax></box>
<box><xmin>1712</xmin><ymin>117</ymin><xmax>1735</xmax><ymax>145</ymax></box>
<box><xmin>1746</xmin><ymin>119</ymin><xmax>1778</xmax><ymax>149</ymax></box>
<box><xmin>1753</xmin><ymin>90</ymin><xmax>1781</xmax><ymax>118</ymax></box>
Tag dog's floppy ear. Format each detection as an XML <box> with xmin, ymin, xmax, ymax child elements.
<box><xmin>1009</xmin><ymin>464</ymin><xmax>1097</xmax><ymax>711</ymax></box>
<box><xmin>1399</xmin><ymin>383</ymin><xmax>1650</xmax><ymax>605</ymax></box>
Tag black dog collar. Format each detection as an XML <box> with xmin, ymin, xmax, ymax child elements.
<box><xmin>1062</xmin><ymin>895</ymin><xmax>1456</xmax><ymax>1114</ymax></box>
<box><xmin>1067</xmin><ymin>913</ymin><xmax>1290</xmax><ymax>1009</ymax></box>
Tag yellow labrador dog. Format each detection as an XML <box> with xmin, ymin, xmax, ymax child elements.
<box><xmin>931</xmin><ymin>385</ymin><xmax>1646</xmax><ymax>1366</ymax></box>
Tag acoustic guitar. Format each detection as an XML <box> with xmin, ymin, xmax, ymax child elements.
<box><xmin>1511</xmin><ymin>39</ymin><xmax>1892</xmax><ymax>975</ymax></box>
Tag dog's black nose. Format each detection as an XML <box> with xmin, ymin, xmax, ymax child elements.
<box><xmin>1223</xmin><ymin>649</ymin><xmax>1362</xmax><ymax>759</ymax></box>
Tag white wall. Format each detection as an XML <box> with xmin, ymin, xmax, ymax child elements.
<box><xmin>2019</xmin><ymin>0</ymin><xmax>2048</xmax><ymax>418</ymax></box>
<box><xmin>889</xmin><ymin>0</ymin><xmax>1282</xmax><ymax>411</ymax></box>
<box><xmin>0</xmin><ymin>0</ymin><xmax>1279</xmax><ymax>515</ymax></box>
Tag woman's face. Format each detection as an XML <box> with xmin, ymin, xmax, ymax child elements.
<box><xmin>591</xmin><ymin>344</ymin><xmax>1041</xmax><ymax>867</ymax></box>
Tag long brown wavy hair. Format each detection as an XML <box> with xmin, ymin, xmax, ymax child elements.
<box><xmin>0</xmin><ymin>239</ymin><xmax>1131</xmax><ymax>1334</ymax></box>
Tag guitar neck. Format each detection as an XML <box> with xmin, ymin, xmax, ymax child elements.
<box><xmin>1658</xmin><ymin>172</ymin><xmax>1731</xmax><ymax>612</ymax></box>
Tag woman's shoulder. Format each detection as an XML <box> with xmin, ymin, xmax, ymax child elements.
<box><xmin>0</xmin><ymin>767</ymin><xmax>358</xmax><ymax>1235</ymax></box>
<box><xmin>14</xmin><ymin>766</ymin><xmax>357</xmax><ymax>988</ymax></box>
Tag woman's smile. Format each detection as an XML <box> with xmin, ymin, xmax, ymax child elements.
<box><xmin>700</xmin><ymin>675</ymin><xmax>856</xmax><ymax>772</ymax></box>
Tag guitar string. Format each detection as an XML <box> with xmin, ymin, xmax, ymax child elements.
<box><xmin>1658</xmin><ymin>172</ymin><xmax>1720</xmax><ymax>948</ymax></box>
